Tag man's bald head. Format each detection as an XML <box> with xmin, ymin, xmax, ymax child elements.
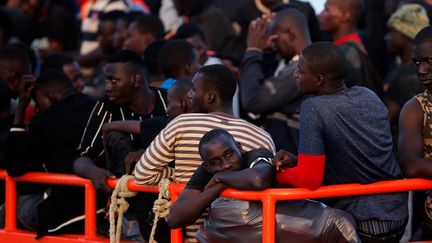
<box><xmin>331</xmin><ymin>0</ymin><xmax>364</xmax><ymax>24</ymax></box>
<box><xmin>270</xmin><ymin>8</ymin><xmax>310</xmax><ymax>38</ymax></box>
<box><xmin>270</xmin><ymin>8</ymin><xmax>311</xmax><ymax>58</ymax></box>
<box><xmin>301</xmin><ymin>41</ymin><xmax>347</xmax><ymax>84</ymax></box>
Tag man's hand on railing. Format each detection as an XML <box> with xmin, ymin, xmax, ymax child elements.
<box><xmin>274</xmin><ymin>149</ymin><xmax>298</xmax><ymax>172</ymax></box>
<box><xmin>89</xmin><ymin>167</ymin><xmax>115</xmax><ymax>193</ymax></box>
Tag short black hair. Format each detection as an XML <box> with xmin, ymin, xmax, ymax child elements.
<box><xmin>107</xmin><ymin>49</ymin><xmax>146</xmax><ymax>66</ymax></box>
<box><xmin>198</xmin><ymin>128</ymin><xmax>235</xmax><ymax>159</ymax></box>
<box><xmin>0</xmin><ymin>46</ymin><xmax>31</xmax><ymax>76</ymax></box>
<box><xmin>174</xmin><ymin>23</ymin><xmax>206</xmax><ymax>42</ymax></box>
<box><xmin>107</xmin><ymin>49</ymin><xmax>150</xmax><ymax>83</ymax></box>
<box><xmin>126</xmin><ymin>11</ymin><xmax>144</xmax><ymax>25</ymax></box>
<box><xmin>158</xmin><ymin>40</ymin><xmax>197</xmax><ymax>78</ymax></box>
<box><xmin>5</xmin><ymin>43</ymin><xmax>36</xmax><ymax>73</ymax></box>
<box><xmin>143</xmin><ymin>40</ymin><xmax>167</xmax><ymax>74</ymax></box>
<box><xmin>33</xmin><ymin>69</ymin><xmax>73</xmax><ymax>98</ymax></box>
<box><xmin>41</xmin><ymin>53</ymin><xmax>75</xmax><ymax>74</ymax></box>
<box><xmin>0</xmin><ymin>77</ymin><xmax>11</xmax><ymax>111</ymax></box>
<box><xmin>131</xmin><ymin>14</ymin><xmax>165</xmax><ymax>39</ymax></box>
<box><xmin>413</xmin><ymin>26</ymin><xmax>432</xmax><ymax>46</ymax></box>
<box><xmin>198</xmin><ymin>64</ymin><xmax>237</xmax><ymax>102</ymax></box>
<box><xmin>335</xmin><ymin>0</ymin><xmax>364</xmax><ymax>24</ymax></box>
<box><xmin>271</xmin><ymin>8</ymin><xmax>309</xmax><ymax>39</ymax></box>
<box><xmin>301</xmin><ymin>42</ymin><xmax>347</xmax><ymax>83</ymax></box>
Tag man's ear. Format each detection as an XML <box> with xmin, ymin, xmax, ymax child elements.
<box><xmin>132</xmin><ymin>74</ymin><xmax>141</xmax><ymax>88</ymax></box>
<box><xmin>185</xmin><ymin>63</ymin><xmax>192</xmax><ymax>75</ymax></box>
<box><xmin>316</xmin><ymin>74</ymin><xmax>324</xmax><ymax>87</ymax></box>
<box><xmin>46</xmin><ymin>92</ymin><xmax>57</xmax><ymax>104</ymax></box>
<box><xmin>143</xmin><ymin>32</ymin><xmax>155</xmax><ymax>45</ymax></box>
<box><xmin>286</xmin><ymin>29</ymin><xmax>296</xmax><ymax>42</ymax></box>
<box><xmin>236</xmin><ymin>142</ymin><xmax>244</xmax><ymax>153</ymax></box>
<box><xmin>180</xmin><ymin>98</ymin><xmax>187</xmax><ymax>112</ymax></box>
<box><xmin>203</xmin><ymin>161</ymin><xmax>211</xmax><ymax>172</ymax></box>
<box><xmin>206</xmin><ymin>92</ymin><xmax>216</xmax><ymax>104</ymax></box>
<box><xmin>340</xmin><ymin>10</ymin><xmax>351</xmax><ymax>23</ymax></box>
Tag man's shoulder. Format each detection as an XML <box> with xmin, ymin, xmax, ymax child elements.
<box><xmin>301</xmin><ymin>96</ymin><xmax>323</xmax><ymax>109</ymax></box>
<box><xmin>99</xmin><ymin>95</ymin><xmax>146</xmax><ymax>114</ymax></box>
<box><xmin>170</xmin><ymin>113</ymin><xmax>207</xmax><ymax>122</ymax></box>
<box><xmin>277</xmin><ymin>61</ymin><xmax>297</xmax><ymax>77</ymax></box>
<box><xmin>243</xmin><ymin>147</ymin><xmax>274</xmax><ymax>162</ymax></box>
<box><xmin>68</xmin><ymin>93</ymin><xmax>98</xmax><ymax>107</ymax></box>
<box><xmin>300</xmin><ymin>87</ymin><xmax>369</xmax><ymax>111</ymax></box>
<box><xmin>169</xmin><ymin>113</ymin><xmax>272</xmax><ymax>137</ymax></box>
<box><xmin>349</xmin><ymin>86</ymin><xmax>382</xmax><ymax>102</ymax></box>
<box><xmin>164</xmin><ymin>113</ymin><xmax>218</xmax><ymax>131</ymax></box>
<box><xmin>151</xmin><ymin>86</ymin><xmax>167</xmax><ymax>97</ymax></box>
<box><xmin>45</xmin><ymin>94</ymin><xmax>96</xmax><ymax>117</ymax></box>
<box><xmin>339</xmin><ymin>41</ymin><xmax>363</xmax><ymax>59</ymax></box>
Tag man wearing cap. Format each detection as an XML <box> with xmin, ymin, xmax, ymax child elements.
<box><xmin>385</xmin><ymin>4</ymin><xmax>429</xmax><ymax>236</ymax></box>
<box><xmin>384</xmin><ymin>3</ymin><xmax>429</xmax><ymax>130</ymax></box>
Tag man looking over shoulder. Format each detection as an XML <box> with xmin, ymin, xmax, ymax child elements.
<box><xmin>277</xmin><ymin>42</ymin><xmax>407</xmax><ymax>242</ymax></box>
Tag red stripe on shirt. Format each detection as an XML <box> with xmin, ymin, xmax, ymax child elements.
<box><xmin>276</xmin><ymin>153</ymin><xmax>325</xmax><ymax>190</ymax></box>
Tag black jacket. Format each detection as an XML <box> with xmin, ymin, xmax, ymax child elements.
<box><xmin>6</xmin><ymin>93</ymin><xmax>97</xmax><ymax>236</ymax></box>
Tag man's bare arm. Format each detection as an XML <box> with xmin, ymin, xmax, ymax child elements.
<box><xmin>399</xmin><ymin>98</ymin><xmax>432</xmax><ymax>178</ymax></box>
<box><xmin>167</xmin><ymin>184</ymin><xmax>227</xmax><ymax>229</ymax></box>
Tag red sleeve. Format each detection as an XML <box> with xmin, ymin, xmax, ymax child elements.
<box><xmin>276</xmin><ymin>153</ymin><xmax>325</xmax><ymax>190</ymax></box>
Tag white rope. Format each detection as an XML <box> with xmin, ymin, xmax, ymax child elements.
<box><xmin>109</xmin><ymin>175</ymin><xmax>137</xmax><ymax>243</ymax></box>
<box><xmin>149</xmin><ymin>178</ymin><xmax>172</xmax><ymax>243</ymax></box>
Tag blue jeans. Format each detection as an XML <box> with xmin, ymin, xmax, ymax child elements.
<box><xmin>0</xmin><ymin>189</ymin><xmax>46</xmax><ymax>230</ymax></box>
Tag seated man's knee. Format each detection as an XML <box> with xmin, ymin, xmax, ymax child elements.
<box><xmin>105</xmin><ymin>131</ymin><xmax>132</xmax><ymax>148</ymax></box>
<box><xmin>17</xmin><ymin>192</ymin><xmax>44</xmax><ymax>230</ymax></box>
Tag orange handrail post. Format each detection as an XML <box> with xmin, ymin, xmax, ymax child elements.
<box><xmin>170</xmin><ymin>183</ymin><xmax>184</xmax><ymax>243</ymax></box>
<box><xmin>4</xmin><ymin>173</ymin><xmax>17</xmax><ymax>231</ymax></box>
<box><xmin>85</xmin><ymin>182</ymin><xmax>97</xmax><ymax>240</ymax></box>
<box><xmin>262</xmin><ymin>195</ymin><xmax>276</xmax><ymax>243</ymax></box>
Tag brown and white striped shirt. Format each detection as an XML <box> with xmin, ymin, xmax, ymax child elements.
<box><xmin>133</xmin><ymin>113</ymin><xmax>275</xmax><ymax>242</ymax></box>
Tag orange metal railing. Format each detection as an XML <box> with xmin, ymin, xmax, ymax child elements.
<box><xmin>169</xmin><ymin>179</ymin><xmax>432</xmax><ymax>243</ymax></box>
<box><xmin>1</xmin><ymin>169</ymin><xmax>432</xmax><ymax>243</ymax></box>
<box><xmin>0</xmin><ymin>170</ymin><xmax>158</xmax><ymax>243</ymax></box>
<box><xmin>0</xmin><ymin>170</ymin><xmax>102</xmax><ymax>242</ymax></box>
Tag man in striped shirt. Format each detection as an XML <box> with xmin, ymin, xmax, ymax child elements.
<box><xmin>133</xmin><ymin>64</ymin><xmax>275</xmax><ymax>241</ymax></box>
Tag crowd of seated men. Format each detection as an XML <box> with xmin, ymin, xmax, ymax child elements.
<box><xmin>1</xmin><ymin>0</ymin><xmax>432</xmax><ymax>242</ymax></box>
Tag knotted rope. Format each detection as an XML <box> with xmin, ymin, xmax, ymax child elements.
<box><xmin>149</xmin><ymin>178</ymin><xmax>172</xmax><ymax>243</ymax></box>
<box><xmin>109</xmin><ymin>175</ymin><xmax>137</xmax><ymax>243</ymax></box>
